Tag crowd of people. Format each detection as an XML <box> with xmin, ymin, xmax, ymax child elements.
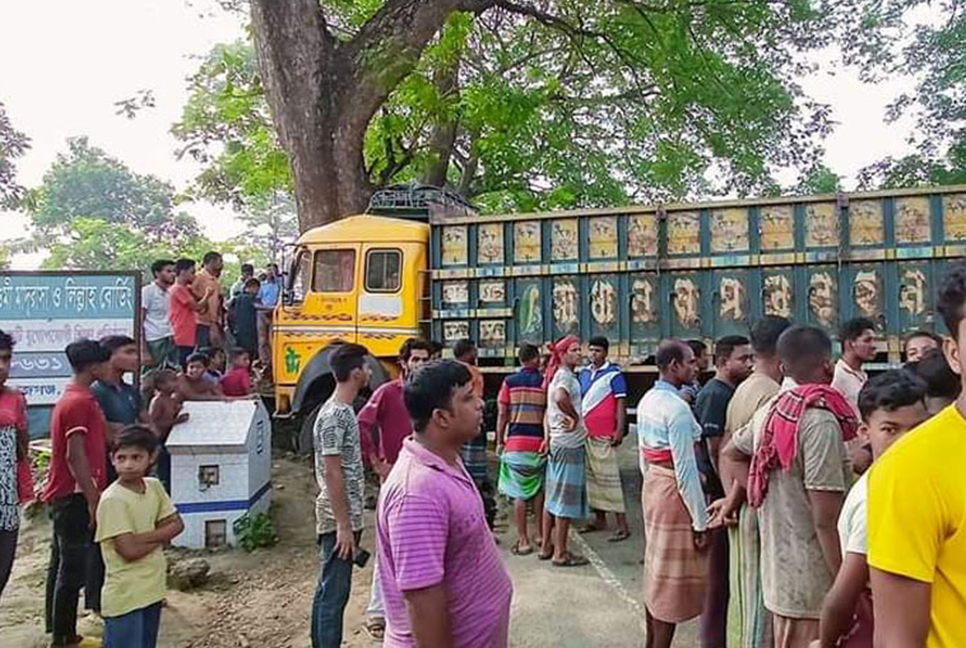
<box><xmin>0</xmin><ymin>257</ymin><xmax>964</xmax><ymax>648</ymax></box>
<box><xmin>310</xmin><ymin>260</ymin><xmax>966</xmax><ymax>648</ymax></box>
<box><xmin>0</xmin><ymin>251</ymin><xmax>275</xmax><ymax>648</ymax></box>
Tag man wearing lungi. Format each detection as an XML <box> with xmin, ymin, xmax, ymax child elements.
<box><xmin>539</xmin><ymin>335</ymin><xmax>590</xmax><ymax>567</ymax></box>
<box><xmin>636</xmin><ymin>339</ymin><xmax>709</xmax><ymax>648</ymax></box>
<box><xmin>578</xmin><ymin>336</ymin><xmax>630</xmax><ymax>543</ymax></box>
<box><xmin>496</xmin><ymin>344</ymin><xmax>548</xmax><ymax>556</ymax></box>
<box><xmin>720</xmin><ymin>326</ymin><xmax>856</xmax><ymax>648</ymax></box>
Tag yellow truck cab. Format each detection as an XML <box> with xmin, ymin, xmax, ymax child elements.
<box><xmin>272</xmin><ymin>214</ymin><xmax>430</xmax><ymax>450</ymax></box>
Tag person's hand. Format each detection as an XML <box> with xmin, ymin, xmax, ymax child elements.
<box><xmin>610</xmin><ymin>432</ymin><xmax>622</xmax><ymax>448</ymax></box>
<box><xmin>374</xmin><ymin>457</ymin><xmax>392</xmax><ymax>481</ymax></box>
<box><xmin>495</xmin><ymin>443</ymin><xmax>504</xmax><ymax>456</ymax></box>
<box><xmin>693</xmin><ymin>530</ymin><xmax>708</xmax><ymax>550</ymax></box>
<box><xmin>87</xmin><ymin>494</ymin><xmax>101</xmax><ymax>530</ymax></box>
<box><xmin>561</xmin><ymin>415</ymin><xmax>577</xmax><ymax>432</ymax></box>
<box><xmin>538</xmin><ymin>439</ymin><xmax>549</xmax><ymax>457</ymax></box>
<box><xmin>707</xmin><ymin>497</ymin><xmax>738</xmax><ymax>529</ymax></box>
<box><xmin>335</xmin><ymin>523</ymin><xmax>355</xmax><ymax>561</ymax></box>
<box><xmin>176</xmin><ymin>412</ymin><xmax>190</xmax><ymax>425</ymax></box>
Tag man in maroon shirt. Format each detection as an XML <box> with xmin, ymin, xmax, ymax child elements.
<box><xmin>358</xmin><ymin>337</ymin><xmax>432</xmax><ymax>639</ymax></box>
<box><xmin>42</xmin><ymin>339</ymin><xmax>112</xmax><ymax>647</ymax></box>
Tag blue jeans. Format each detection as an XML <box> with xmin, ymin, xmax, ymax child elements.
<box><xmin>104</xmin><ymin>601</ymin><xmax>162</xmax><ymax>648</ymax></box>
<box><xmin>311</xmin><ymin>530</ymin><xmax>361</xmax><ymax>648</ymax></box>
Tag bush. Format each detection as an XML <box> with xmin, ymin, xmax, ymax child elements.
<box><xmin>232</xmin><ymin>512</ymin><xmax>276</xmax><ymax>551</ymax></box>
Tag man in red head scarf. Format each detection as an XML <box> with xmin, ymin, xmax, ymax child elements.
<box><xmin>538</xmin><ymin>335</ymin><xmax>590</xmax><ymax>567</ymax></box>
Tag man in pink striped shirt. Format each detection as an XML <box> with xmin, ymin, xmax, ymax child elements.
<box><xmin>378</xmin><ymin>361</ymin><xmax>513</xmax><ymax>647</ymax></box>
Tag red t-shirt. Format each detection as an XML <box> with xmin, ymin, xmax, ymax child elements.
<box><xmin>169</xmin><ymin>283</ymin><xmax>198</xmax><ymax>347</ymax></box>
<box><xmin>41</xmin><ymin>383</ymin><xmax>109</xmax><ymax>502</ymax></box>
<box><xmin>220</xmin><ymin>367</ymin><xmax>252</xmax><ymax>397</ymax></box>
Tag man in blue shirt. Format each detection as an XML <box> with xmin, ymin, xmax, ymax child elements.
<box><xmin>256</xmin><ymin>263</ymin><xmax>281</xmax><ymax>377</ymax></box>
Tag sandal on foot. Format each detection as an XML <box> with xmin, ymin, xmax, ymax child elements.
<box><xmin>552</xmin><ymin>553</ymin><xmax>590</xmax><ymax>567</ymax></box>
<box><xmin>510</xmin><ymin>543</ymin><xmax>534</xmax><ymax>556</ymax></box>
<box><xmin>537</xmin><ymin>546</ymin><xmax>554</xmax><ymax>560</ymax></box>
<box><xmin>578</xmin><ymin>523</ymin><xmax>604</xmax><ymax>534</ymax></box>
<box><xmin>607</xmin><ymin>529</ymin><xmax>631</xmax><ymax>543</ymax></box>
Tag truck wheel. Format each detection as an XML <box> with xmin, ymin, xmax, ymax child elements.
<box><xmin>295</xmin><ymin>401</ymin><xmax>322</xmax><ymax>456</ymax></box>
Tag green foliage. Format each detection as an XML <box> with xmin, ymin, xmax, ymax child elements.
<box><xmin>184</xmin><ymin>0</ymin><xmax>858</xmax><ymax>216</ymax></box>
<box><xmin>232</xmin><ymin>512</ymin><xmax>276</xmax><ymax>551</ymax></box>
<box><xmin>173</xmin><ymin>42</ymin><xmax>292</xmax><ymax>207</ymax></box>
<box><xmin>793</xmin><ymin>165</ymin><xmax>842</xmax><ymax>195</ymax></box>
<box><xmin>849</xmin><ymin>0</ymin><xmax>966</xmax><ymax>187</ymax></box>
<box><xmin>26</xmin><ymin>137</ymin><xmax>199</xmax><ymax>241</ymax></box>
<box><xmin>0</xmin><ymin>99</ymin><xmax>30</xmax><ymax>209</ymax></box>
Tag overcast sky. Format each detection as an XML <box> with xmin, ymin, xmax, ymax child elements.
<box><xmin>0</xmin><ymin>1</ymin><xmax>923</xmax><ymax>268</ymax></box>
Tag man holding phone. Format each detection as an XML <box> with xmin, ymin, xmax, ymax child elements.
<box><xmin>310</xmin><ymin>343</ymin><xmax>372</xmax><ymax>648</ymax></box>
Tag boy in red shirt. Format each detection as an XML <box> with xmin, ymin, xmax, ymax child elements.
<box><xmin>221</xmin><ymin>348</ymin><xmax>254</xmax><ymax>398</ymax></box>
<box><xmin>169</xmin><ymin>258</ymin><xmax>212</xmax><ymax>369</ymax></box>
<box><xmin>42</xmin><ymin>339</ymin><xmax>112</xmax><ymax>648</ymax></box>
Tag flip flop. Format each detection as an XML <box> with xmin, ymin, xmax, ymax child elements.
<box><xmin>538</xmin><ymin>546</ymin><xmax>554</xmax><ymax>560</ymax></box>
<box><xmin>608</xmin><ymin>529</ymin><xmax>631</xmax><ymax>543</ymax></box>
<box><xmin>552</xmin><ymin>553</ymin><xmax>590</xmax><ymax>568</ymax></box>
<box><xmin>510</xmin><ymin>543</ymin><xmax>534</xmax><ymax>556</ymax></box>
<box><xmin>579</xmin><ymin>523</ymin><xmax>604</xmax><ymax>534</ymax></box>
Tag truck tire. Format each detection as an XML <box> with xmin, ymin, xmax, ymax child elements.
<box><xmin>295</xmin><ymin>401</ymin><xmax>322</xmax><ymax>456</ymax></box>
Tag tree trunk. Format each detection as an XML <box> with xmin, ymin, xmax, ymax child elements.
<box><xmin>251</xmin><ymin>0</ymin><xmax>492</xmax><ymax>232</ymax></box>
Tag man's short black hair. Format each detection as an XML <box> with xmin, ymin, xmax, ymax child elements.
<box><xmin>913</xmin><ymin>348</ymin><xmax>962</xmax><ymax>400</ymax></box>
<box><xmin>330</xmin><ymin>343</ymin><xmax>369</xmax><ymax>382</ymax></box>
<box><xmin>657</xmin><ymin>339</ymin><xmax>689</xmax><ymax>372</ymax></box>
<box><xmin>112</xmin><ymin>425</ymin><xmax>159</xmax><ymax>455</ymax></box>
<box><xmin>399</xmin><ymin>338</ymin><xmax>433</xmax><ymax>362</ymax></box>
<box><xmin>518</xmin><ymin>343</ymin><xmax>540</xmax><ymax>364</ymax></box>
<box><xmin>588</xmin><ymin>336</ymin><xmax>609</xmax><ymax>351</ymax></box>
<box><xmin>777</xmin><ymin>326</ymin><xmax>832</xmax><ymax>379</ymax></box>
<box><xmin>938</xmin><ymin>260</ymin><xmax>966</xmax><ymax>340</ymax></box>
<box><xmin>241</xmin><ymin>263</ymin><xmax>255</xmax><ymax>275</ymax></box>
<box><xmin>0</xmin><ymin>329</ymin><xmax>13</xmax><ymax>353</ymax></box>
<box><xmin>229</xmin><ymin>347</ymin><xmax>250</xmax><ymax>361</ymax></box>
<box><xmin>66</xmin><ymin>339</ymin><xmax>111</xmax><ymax>373</ymax></box>
<box><xmin>839</xmin><ymin>317</ymin><xmax>876</xmax><ymax>344</ymax></box>
<box><xmin>714</xmin><ymin>335</ymin><xmax>750</xmax><ymax>364</ymax></box>
<box><xmin>857</xmin><ymin>369</ymin><xmax>926</xmax><ymax>422</ymax></box>
<box><xmin>452</xmin><ymin>338</ymin><xmax>476</xmax><ymax>360</ymax></box>
<box><xmin>903</xmin><ymin>330</ymin><xmax>942</xmax><ymax>355</ymax></box>
<box><xmin>151</xmin><ymin>259</ymin><xmax>175</xmax><ymax>277</ymax></box>
<box><xmin>244</xmin><ymin>277</ymin><xmax>261</xmax><ymax>289</ymax></box>
<box><xmin>175</xmin><ymin>258</ymin><xmax>196</xmax><ymax>274</ymax></box>
<box><xmin>404</xmin><ymin>360</ymin><xmax>472</xmax><ymax>433</ymax></box>
<box><xmin>687</xmin><ymin>339</ymin><xmax>707</xmax><ymax>356</ymax></box>
<box><xmin>750</xmin><ymin>316</ymin><xmax>792</xmax><ymax>357</ymax></box>
<box><xmin>429</xmin><ymin>340</ymin><xmax>443</xmax><ymax>356</ymax></box>
<box><xmin>202</xmin><ymin>251</ymin><xmax>222</xmax><ymax>266</ymax></box>
<box><xmin>186</xmin><ymin>352</ymin><xmax>210</xmax><ymax>367</ymax></box>
<box><xmin>100</xmin><ymin>335</ymin><xmax>136</xmax><ymax>355</ymax></box>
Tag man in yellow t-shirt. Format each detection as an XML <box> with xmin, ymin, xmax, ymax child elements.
<box><xmin>96</xmin><ymin>426</ymin><xmax>184</xmax><ymax>648</ymax></box>
<box><xmin>867</xmin><ymin>261</ymin><xmax>966</xmax><ymax>648</ymax></box>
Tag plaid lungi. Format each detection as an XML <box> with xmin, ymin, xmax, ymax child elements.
<box><xmin>585</xmin><ymin>437</ymin><xmax>626</xmax><ymax>513</ymax></box>
<box><xmin>728</xmin><ymin>502</ymin><xmax>773</xmax><ymax>648</ymax></box>
<box><xmin>544</xmin><ymin>442</ymin><xmax>588</xmax><ymax>520</ymax></box>
<box><xmin>643</xmin><ymin>464</ymin><xmax>708</xmax><ymax>623</ymax></box>
<box><xmin>461</xmin><ymin>435</ymin><xmax>489</xmax><ymax>483</ymax></box>
<box><xmin>498</xmin><ymin>451</ymin><xmax>546</xmax><ymax>500</ymax></box>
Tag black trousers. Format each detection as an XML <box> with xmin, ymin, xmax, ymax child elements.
<box><xmin>44</xmin><ymin>495</ymin><xmax>103</xmax><ymax>645</ymax></box>
<box><xmin>0</xmin><ymin>528</ymin><xmax>17</xmax><ymax>602</ymax></box>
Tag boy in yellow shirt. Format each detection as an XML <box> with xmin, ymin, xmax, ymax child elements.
<box><xmin>96</xmin><ymin>426</ymin><xmax>184</xmax><ymax>648</ymax></box>
<box><xmin>867</xmin><ymin>260</ymin><xmax>966</xmax><ymax>648</ymax></box>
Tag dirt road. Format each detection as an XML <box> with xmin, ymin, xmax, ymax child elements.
<box><xmin>1</xmin><ymin>443</ymin><xmax>704</xmax><ymax>648</ymax></box>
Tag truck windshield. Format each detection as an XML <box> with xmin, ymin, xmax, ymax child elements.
<box><xmin>313</xmin><ymin>249</ymin><xmax>356</xmax><ymax>292</ymax></box>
